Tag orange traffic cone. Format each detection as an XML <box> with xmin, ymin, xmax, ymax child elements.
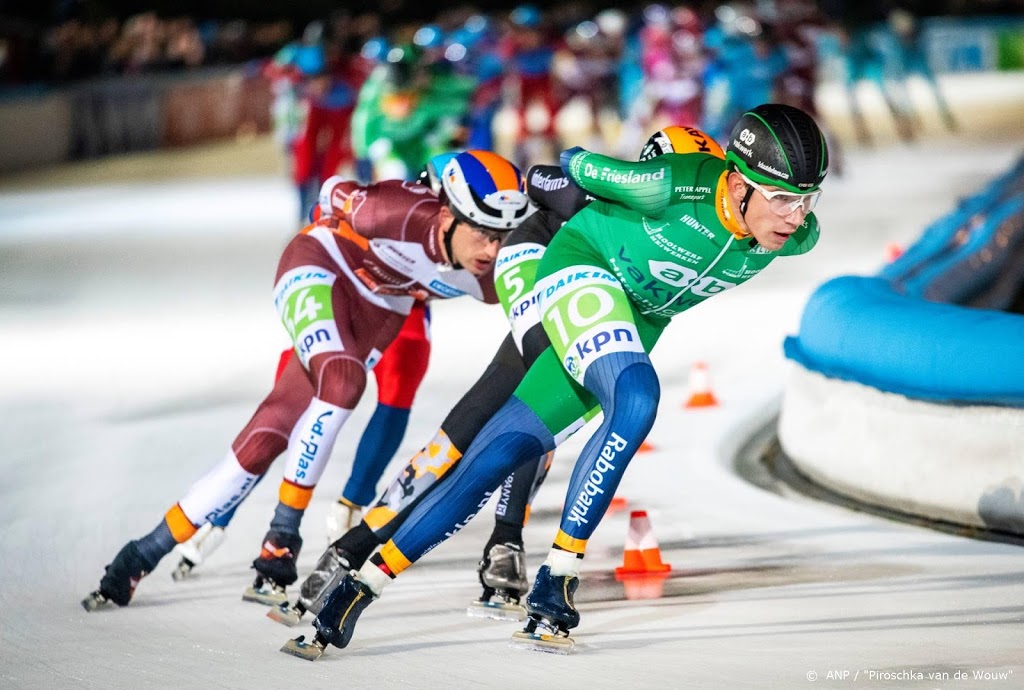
<box><xmin>637</xmin><ymin>439</ymin><xmax>656</xmax><ymax>453</ymax></box>
<box><xmin>607</xmin><ymin>495</ymin><xmax>629</xmax><ymax>515</ymax></box>
<box><xmin>885</xmin><ymin>242</ymin><xmax>904</xmax><ymax>263</ymax></box>
<box><xmin>614</xmin><ymin>511</ymin><xmax>671</xmax><ymax>576</ymax></box>
<box><xmin>614</xmin><ymin>510</ymin><xmax>671</xmax><ymax>600</ymax></box>
<box><xmin>684</xmin><ymin>361</ymin><xmax>718</xmax><ymax>408</ymax></box>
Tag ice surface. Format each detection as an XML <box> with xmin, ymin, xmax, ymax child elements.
<box><xmin>1</xmin><ymin>139</ymin><xmax>1022</xmax><ymax>688</ymax></box>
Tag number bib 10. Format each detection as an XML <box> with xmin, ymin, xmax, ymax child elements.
<box><xmin>535</xmin><ymin>266</ymin><xmax>645</xmax><ymax>384</ymax></box>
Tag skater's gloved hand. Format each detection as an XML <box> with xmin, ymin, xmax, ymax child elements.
<box><xmin>559</xmin><ymin>147</ymin><xmax>586</xmax><ymax>176</ymax></box>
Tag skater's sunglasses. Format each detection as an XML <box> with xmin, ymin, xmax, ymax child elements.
<box><xmin>739</xmin><ymin>173</ymin><xmax>822</xmax><ymax>216</ymax></box>
<box><xmin>464</xmin><ymin>221</ymin><xmax>507</xmax><ymax>244</ymax></box>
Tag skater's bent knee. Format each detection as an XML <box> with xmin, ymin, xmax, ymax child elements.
<box><xmin>313</xmin><ymin>355</ymin><xmax>366</xmax><ymax>408</ymax></box>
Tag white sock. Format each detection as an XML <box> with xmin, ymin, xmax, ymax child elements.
<box><xmin>356</xmin><ymin>562</ymin><xmax>392</xmax><ymax>597</ymax></box>
<box><xmin>544</xmin><ymin>548</ymin><xmax>582</xmax><ymax>578</ymax></box>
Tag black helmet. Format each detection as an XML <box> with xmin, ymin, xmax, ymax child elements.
<box><xmin>726</xmin><ymin>103</ymin><xmax>828</xmax><ymax>193</ymax></box>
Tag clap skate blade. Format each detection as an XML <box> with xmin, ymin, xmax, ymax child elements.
<box><xmin>467</xmin><ymin>593</ymin><xmax>526</xmax><ymax>621</ymax></box>
<box><xmin>170</xmin><ymin>558</ymin><xmax>195</xmax><ymax>582</ymax></box>
<box><xmin>81</xmin><ymin>591</ymin><xmax>111</xmax><ymax>612</ymax></box>
<box><xmin>280</xmin><ymin>634</ymin><xmax>326</xmax><ymax>661</ymax></box>
<box><xmin>509</xmin><ymin>618</ymin><xmax>575</xmax><ymax>654</ymax></box>
<box><xmin>242</xmin><ymin>577</ymin><xmax>288</xmax><ymax>606</ymax></box>
<box><xmin>267</xmin><ymin>601</ymin><xmax>305</xmax><ymax>627</ymax></box>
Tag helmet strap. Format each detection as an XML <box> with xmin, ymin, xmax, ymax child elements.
<box><xmin>443</xmin><ymin>217</ymin><xmax>462</xmax><ymax>269</ymax></box>
<box><xmin>739</xmin><ymin>185</ymin><xmax>755</xmax><ymax>219</ymax></box>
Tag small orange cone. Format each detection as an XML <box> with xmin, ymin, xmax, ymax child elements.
<box><xmin>885</xmin><ymin>242</ymin><xmax>904</xmax><ymax>263</ymax></box>
<box><xmin>615</xmin><ymin>510</ymin><xmax>671</xmax><ymax>600</ymax></box>
<box><xmin>637</xmin><ymin>439</ymin><xmax>656</xmax><ymax>453</ymax></box>
<box><xmin>614</xmin><ymin>511</ymin><xmax>671</xmax><ymax>576</ymax></box>
<box><xmin>684</xmin><ymin>361</ymin><xmax>718</xmax><ymax>408</ymax></box>
<box><xmin>621</xmin><ymin>574</ymin><xmax>670</xmax><ymax>600</ymax></box>
<box><xmin>607</xmin><ymin>495</ymin><xmax>629</xmax><ymax>515</ymax></box>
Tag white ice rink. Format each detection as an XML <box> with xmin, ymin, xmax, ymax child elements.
<box><xmin>1</xmin><ymin>136</ymin><xmax>1023</xmax><ymax>688</ymax></box>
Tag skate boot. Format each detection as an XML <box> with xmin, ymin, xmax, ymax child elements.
<box><xmin>324</xmin><ymin>499</ymin><xmax>362</xmax><ymax>546</ymax></box>
<box><xmin>82</xmin><ymin>541</ymin><xmax>153</xmax><ymax>611</ymax></box>
<box><xmin>171</xmin><ymin>523</ymin><xmax>226</xmax><ymax>581</ymax></box>
<box><xmin>509</xmin><ymin>565</ymin><xmax>580</xmax><ymax>654</ymax></box>
<box><xmin>243</xmin><ymin>530</ymin><xmax>302</xmax><ymax>606</ymax></box>
<box><xmin>279</xmin><ymin>572</ymin><xmax>376</xmax><ymax>661</ymax></box>
<box><xmin>268</xmin><ymin>542</ymin><xmax>352</xmax><ymax>627</ymax></box>
<box><xmin>467</xmin><ymin>542</ymin><xmax>529</xmax><ymax>621</ymax></box>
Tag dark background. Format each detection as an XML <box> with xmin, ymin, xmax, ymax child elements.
<box><xmin>4</xmin><ymin>0</ymin><xmax>1024</xmax><ymax>26</ymax></box>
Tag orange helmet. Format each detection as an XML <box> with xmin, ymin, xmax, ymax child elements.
<box><xmin>639</xmin><ymin>125</ymin><xmax>725</xmax><ymax>161</ymax></box>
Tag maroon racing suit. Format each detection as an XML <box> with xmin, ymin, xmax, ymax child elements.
<box><xmin>164</xmin><ymin>177</ymin><xmax>496</xmax><ymax>546</ymax></box>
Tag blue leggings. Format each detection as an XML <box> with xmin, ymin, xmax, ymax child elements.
<box><xmin>386</xmin><ymin>351</ymin><xmax>659</xmax><ymax>564</ymax></box>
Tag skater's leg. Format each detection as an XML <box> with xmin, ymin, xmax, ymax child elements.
<box><xmin>516</xmin><ymin>256</ymin><xmax>663</xmax><ymax>631</ymax></box>
<box><xmin>306</xmin><ymin>348</ymin><xmax>594</xmax><ymax>646</ymax></box>
<box><xmin>143</xmin><ymin>352</ymin><xmax>314</xmax><ymax>563</ymax></box>
<box><xmin>345</xmin><ymin>333</ymin><xmax>527</xmax><ymax>559</ymax></box>
<box><xmin>174</xmin><ymin>350</ymin><xmax>297</xmax><ymax>579</ymax></box>
<box><xmin>362</xmin><ymin>347</ymin><xmax>595</xmax><ymax>588</ymax></box>
<box><xmin>281</xmin><ymin>335</ymin><xmax>529</xmax><ymax>622</ymax></box>
<box><xmin>87</xmin><ymin>352</ymin><xmax>313</xmax><ymax>606</ymax></box>
<box><xmin>473</xmin><ymin>453</ymin><xmax>553</xmax><ymax>610</ymax></box>
<box><xmin>549</xmin><ymin>352</ymin><xmax>659</xmax><ymax>563</ymax></box>
<box><xmin>366</xmin><ymin>396</ymin><xmax>554</xmax><ymax>588</ymax></box>
<box><xmin>305</xmin><ymin>396</ymin><xmax>554</xmax><ymax>648</ymax></box>
<box><xmin>485</xmin><ymin>451</ymin><xmax>551</xmax><ymax>552</ymax></box>
<box><xmin>264</xmin><ymin>271</ymin><xmax>371</xmax><ymax>544</ymax></box>
<box><xmin>252</xmin><ymin>243</ymin><xmax>403</xmax><ymax>592</ymax></box>
<box><xmin>338</xmin><ymin>303</ymin><xmax>430</xmax><ymax>509</ymax></box>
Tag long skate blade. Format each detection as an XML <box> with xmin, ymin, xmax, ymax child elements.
<box><xmin>509</xmin><ymin>629</ymin><xmax>575</xmax><ymax>655</ymax></box>
<box><xmin>267</xmin><ymin>603</ymin><xmax>303</xmax><ymax>627</ymax></box>
<box><xmin>467</xmin><ymin>600</ymin><xmax>526</xmax><ymax>622</ymax></box>
<box><xmin>280</xmin><ymin>635</ymin><xmax>325</xmax><ymax>661</ymax></box>
<box><xmin>243</xmin><ymin>585</ymin><xmax>288</xmax><ymax>606</ymax></box>
<box><xmin>81</xmin><ymin>592</ymin><xmax>110</xmax><ymax>612</ymax></box>
<box><xmin>170</xmin><ymin>560</ymin><xmax>193</xmax><ymax>582</ymax></box>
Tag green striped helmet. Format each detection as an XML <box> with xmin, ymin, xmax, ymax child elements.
<box><xmin>725</xmin><ymin>103</ymin><xmax>829</xmax><ymax>193</ymax></box>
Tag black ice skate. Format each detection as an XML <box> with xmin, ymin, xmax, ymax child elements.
<box><xmin>467</xmin><ymin>542</ymin><xmax>528</xmax><ymax>621</ymax></box>
<box><xmin>280</xmin><ymin>572</ymin><xmax>376</xmax><ymax>661</ymax></box>
<box><xmin>509</xmin><ymin>564</ymin><xmax>580</xmax><ymax>654</ymax></box>
<box><xmin>243</xmin><ymin>530</ymin><xmax>302</xmax><ymax>606</ymax></box>
<box><xmin>267</xmin><ymin>542</ymin><xmax>352</xmax><ymax>627</ymax></box>
<box><xmin>82</xmin><ymin>541</ymin><xmax>153</xmax><ymax>611</ymax></box>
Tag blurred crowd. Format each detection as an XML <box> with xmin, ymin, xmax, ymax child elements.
<box><xmin>3</xmin><ymin>0</ymin><xmax>991</xmax><ymax>196</ymax></box>
<box><xmin>257</xmin><ymin>0</ymin><xmax>971</xmax><ymax>215</ymax></box>
<box><xmin>1</xmin><ymin>13</ymin><xmax>296</xmax><ymax>84</ymax></box>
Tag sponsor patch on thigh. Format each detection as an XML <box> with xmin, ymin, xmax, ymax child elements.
<box><xmin>535</xmin><ymin>265</ymin><xmax>640</xmax><ymax>384</ymax></box>
<box><xmin>274</xmin><ymin>266</ymin><xmax>343</xmax><ymax>368</ymax></box>
<box><xmin>562</xmin><ymin>320</ymin><xmax>643</xmax><ymax>383</ymax></box>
